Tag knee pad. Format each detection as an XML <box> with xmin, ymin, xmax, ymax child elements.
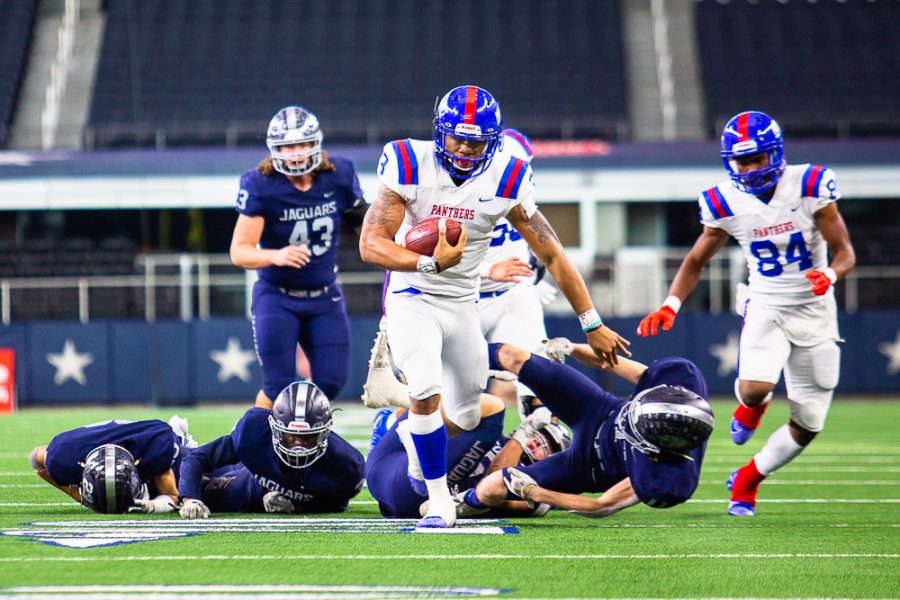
<box><xmin>734</xmin><ymin>379</ymin><xmax>773</xmax><ymax>408</ymax></box>
<box><xmin>447</xmin><ymin>404</ymin><xmax>481</xmax><ymax>432</ymax></box>
<box><xmin>790</xmin><ymin>393</ymin><xmax>832</xmax><ymax>432</ymax></box>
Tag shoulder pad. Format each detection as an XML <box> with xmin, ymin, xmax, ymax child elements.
<box><xmin>495</xmin><ymin>156</ymin><xmax>530</xmax><ymax>199</ymax></box>
<box><xmin>700</xmin><ymin>186</ymin><xmax>734</xmax><ymax>219</ymax></box>
<box><xmin>388</xmin><ymin>139</ymin><xmax>419</xmax><ymax>185</ymax></box>
<box><xmin>800</xmin><ymin>165</ymin><xmax>830</xmax><ymax>198</ymax></box>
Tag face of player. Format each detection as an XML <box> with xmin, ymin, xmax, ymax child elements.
<box><xmin>443</xmin><ymin>134</ymin><xmax>488</xmax><ymax>172</ymax></box>
<box><xmin>283</xmin><ymin>431</ymin><xmax>318</xmax><ymax>450</ymax></box>
<box><xmin>729</xmin><ymin>151</ymin><xmax>769</xmax><ymax>174</ymax></box>
<box><xmin>523</xmin><ymin>434</ymin><xmax>550</xmax><ymax>462</ymax></box>
<box><xmin>278</xmin><ymin>141</ymin><xmax>318</xmax><ymax>173</ymax></box>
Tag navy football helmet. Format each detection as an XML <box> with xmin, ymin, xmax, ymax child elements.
<box><xmin>434</xmin><ymin>85</ymin><xmax>503</xmax><ymax>179</ymax></box>
<box><xmin>80</xmin><ymin>444</ymin><xmax>146</xmax><ymax>514</ymax></box>
<box><xmin>616</xmin><ymin>384</ymin><xmax>714</xmax><ymax>457</ymax></box>
<box><xmin>519</xmin><ymin>422</ymin><xmax>572</xmax><ymax>465</ymax></box>
<box><xmin>269</xmin><ymin>381</ymin><xmax>333</xmax><ymax>469</ymax></box>
<box><xmin>721</xmin><ymin>110</ymin><xmax>785</xmax><ymax>196</ymax></box>
<box><xmin>266</xmin><ymin>106</ymin><xmax>323</xmax><ymax>176</ymax></box>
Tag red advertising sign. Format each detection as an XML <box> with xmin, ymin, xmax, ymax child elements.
<box><xmin>0</xmin><ymin>348</ymin><xmax>15</xmax><ymax>414</ymax></box>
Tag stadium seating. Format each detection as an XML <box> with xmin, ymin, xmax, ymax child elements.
<box><xmin>86</xmin><ymin>0</ymin><xmax>629</xmax><ymax>147</ymax></box>
<box><xmin>0</xmin><ymin>0</ymin><xmax>38</xmax><ymax>147</ymax></box>
<box><xmin>695</xmin><ymin>0</ymin><xmax>900</xmax><ymax>136</ymax></box>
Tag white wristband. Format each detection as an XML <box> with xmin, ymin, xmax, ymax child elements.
<box><xmin>479</xmin><ymin>262</ymin><xmax>492</xmax><ymax>279</ymax></box>
<box><xmin>417</xmin><ymin>255</ymin><xmax>438</xmax><ymax>274</ymax></box>
<box><xmin>662</xmin><ymin>295</ymin><xmax>682</xmax><ymax>313</ymax></box>
<box><xmin>824</xmin><ymin>267</ymin><xmax>837</xmax><ymax>284</ymax></box>
<box><xmin>578</xmin><ymin>308</ymin><xmax>603</xmax><ymax>332</ymax></box>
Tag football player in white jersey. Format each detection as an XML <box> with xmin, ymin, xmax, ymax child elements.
<box><xmin>359</xmin><ymin>85</ymin><xmax>629</xmax><ymax>528</ymax></box>
<box><xmin>478</xmin><ymin>128</ymin><xmax>555</xmax><ymax>419</ymax></box>
<box><xmin>637</xmin><ymin>111</ymin><xmax>856</xmax><ymax>517</ymax></box>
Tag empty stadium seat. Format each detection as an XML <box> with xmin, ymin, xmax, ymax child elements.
<box><xmin>86</xmin><ymin>0</ymin><xmax>628</xmax><ymax>147</ymax></box>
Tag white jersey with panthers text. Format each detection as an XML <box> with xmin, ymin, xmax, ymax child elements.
<box><xmin>699</xmin><ymin>164</ymin><xmax>839</xmax><ymax>306</ymax></box>
<box><xmin>480</xmin><ymin>130</ymin><xmax>536</xmax><ymax>294</ymax></box>
<box><xmin>378</xmin><ymin>138</ymin><xmax>537</xmax><ymax>300</ymax></box>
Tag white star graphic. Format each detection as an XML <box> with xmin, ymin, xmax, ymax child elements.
<box><xmin>209</xmin><ymin>337</ymin><xmax>257</xmax><ymax>383</ymax></box>
<box><xmin>46</xmin><ymin>340</ymin><xmax>94</xmax><ymax>386</ymax></box>
<box><xmin>709</xmin><ymin>331</ymin><xmax>740</xmax><ymax>377</ymax></box>
<box><xmin>877</xmin><ymin>331</ymin><xmax>900</xmax><ymax>376</ymax></box>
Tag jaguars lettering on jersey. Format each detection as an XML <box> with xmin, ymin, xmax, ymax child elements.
<box><xmin>377</xmin><ymin>138</ymin><xmax>537</xmax><ymax>299</ymax></box>
<box><xmin>235</xmin><ymin>157</ymin><xmax>365</xmax><ymax>289</ymax></box>
<box><xmin>699</xmin><ymin>164</ymin><xmax>839</xmax><ymax>306</ymax></box>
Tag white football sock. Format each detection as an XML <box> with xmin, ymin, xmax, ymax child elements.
<box><xmin>754</xmin><ymin>424</ymin><xmax>804</xmax><ymax>476</ymax></box>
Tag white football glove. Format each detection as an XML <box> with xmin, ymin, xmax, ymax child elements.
<box><xmin>543</xmin><ymin>337</ymin><xmax>574</xmax><ymax>363</ymax></box>
<box><xmin>511</xmin><ymin>406</ymin><xmax>553</xmax><ymax>447</ymax></box>
<box><xmin>128</xmin><ymin>495</ymin><xmax>177</xmax><ymax>514</ymax></box>
<box><xmin>179</xmin><ymin>498</ymin><xmax>210</xmax><ymax>519</ymax></box>
<box><xmin>263</xmin><ymin>491</ymin><xmax>295</xmax><ymax>514</ymax></box>
<box><xmin>534</xmin><ymin>280</ymin><xmax>558</xmax><ymax>306</ymax></box>
<box><xmin>502</xmin><ymin>467</ymin><xmax>537</xmax><ymax>506</ymax></box>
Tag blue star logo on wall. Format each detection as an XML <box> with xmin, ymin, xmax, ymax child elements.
<box><xmin>209</xmin><ymin>337</ymin><xmax>257</xmax><ymax>383</ymax></box>
<box><xmin>709</xmin><ymin>331</ymin><xmax>740</xmax><ymax>377</ymax></box>
<box><xmin>46</xmin><ymin>340</ymin><xmax>94</xmax><ymax>386</ymax></box>
<box><xmin>878</xmin><ymin>331</ymin><xmax>900</xmax><ymax>376</ymax></box>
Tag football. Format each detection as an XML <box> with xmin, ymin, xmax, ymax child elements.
<box><xmin>404</xmin><ymin>217</ymin><xmax>462</xmax><ymax>256</ymax></box>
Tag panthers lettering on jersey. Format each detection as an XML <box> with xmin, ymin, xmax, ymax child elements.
<box><xmin>377</xmin><ymin>138</ymin><xmax>537</xmax><ymax>299</ymax></box>
<box><xmin>235</xmin><ymin>157</ymin><xmax>365</xmax><ymax>289</ymax></box>
<box><xmin>480</xmin><ymin>130</ymin><xmax>537</xmax><ymax>294</ymax></box>
<box><xmin>44</xmin><ymin>419</ymin><xmax>180</xmax><ymax>487</ymax></box>
<box><xmin>699</xmin><ymin>164</ymin><xmax>839</xmax><ymax>306</ymax></box>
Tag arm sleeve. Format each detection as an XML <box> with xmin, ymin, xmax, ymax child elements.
<box><xmin>235</xmin><ymin>172</ymin><xmax>265</xmax><ymax>217</ymax></box>
<box><xmin>376</xmin><ymin>141</ymin><xmax>416</xmax><ymax>201</ymax></box>
<box><xmin>177</xmin><ymin>435</ymin><xmax>240</xmax><ymax>500</ymax></box>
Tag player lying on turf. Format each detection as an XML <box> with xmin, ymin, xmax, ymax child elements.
<box><xmin>365</xmin><ymin>394</ymin><xmax>570</xmax><ymax>520</ymax></box>
<box><xmin>177</xmin><ymin>381</ymin><xmax>364</xmax><ymax>518</ymax></box>
<box><xmin>29</xmin><ymin>416</ymin><xmax>197</xmax><ymax>514</ymax></box>
<box><xmin>459</xmin><ymin>341</ymin><xmax>714</xmax><ymax>517</ymax></box>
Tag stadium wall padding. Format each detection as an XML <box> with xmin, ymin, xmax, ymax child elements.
<box><xmin>1</xmin><ymin>312</ymin><xmax>898</xmax><ymax>405</ymax></box>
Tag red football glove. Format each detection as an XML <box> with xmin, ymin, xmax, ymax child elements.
<box><xmin>637</xmin><ymin>306</ymin><xmax>677</xmax><ymax>337</ymax></box>
<box><xmin>805</xmin><ymin>269</ymin><xmax>836</xmax><ymax>296</ymax></box>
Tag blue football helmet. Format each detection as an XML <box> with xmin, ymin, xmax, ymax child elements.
<box><xmin>80</xmin><ymin>444</ymin><xmax>146</xmax><ymax>514</ymax></box>
<box><xmin>616</xmin><ymin>384</ymin><xmax>715</xmax><ymax>457</ymax></box>
<box><xmin>434</xmin><ymin>85</ymin><xmax>503</xmax><ymax>179</ymax></box>
<box><xmin>269</xmin><ymin>381</ymin><xmax>333</xmax><ymax>469</ymax></box>
<box><xmin>266</xmin><ymin>106</ymin><xmax>323</xmax><ymax>176</ymax></box>
<box><xmin>721</xmin><ymin>110</ymin><xmax>785</xmax><ymax>196</ymax></box>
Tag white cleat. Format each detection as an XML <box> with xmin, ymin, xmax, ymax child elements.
<box><xmin>418</xmin><ymin>491</ymin><xmax>457</xmax><ymax>529</ymax></box>
<box><xmin>168</xmin><ymin>415</ymin><xmax>198</xmax><ymax>448</ymax></box>
<box><xmin>361</xmin><ymin>318</ymin><xmax>410</xmax><ymax>409</ymax></box>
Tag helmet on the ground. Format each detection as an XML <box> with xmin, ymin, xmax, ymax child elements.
<box><xmin>80</xmin><ymin>444</ymin><xmax>145</xmax><ymax>513</ymax></box>
<box><xmin>433</xmin><ymin>85</ymin><xmax>503</xmax><ymax>179</ymax></box>
<box><xmin>616</xmin><ymin>384</ymin><xmax>714</xmax><ymax>457</ymax></box>
<box><xmin>269</xmin><ymin>381</ymin><xmax>333</xmax><ymax>468</ymax></box>
<box><xmin>267</xmin><ymin>106</ymin><xmax>323</xmax><ymax>176</ymax></box>
<box><xmin>720</xmin><ymin>110</ymin><xmax>785</xmax><ymax>195</ymax></box>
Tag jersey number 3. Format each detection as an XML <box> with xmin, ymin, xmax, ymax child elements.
<box><xmin>750</xmin><ymin>232</ymin><xmax>812</xmax><ymax>277</ymax></box>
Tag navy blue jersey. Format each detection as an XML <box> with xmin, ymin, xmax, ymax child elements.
<box><xmin>179</xmin><ymin>407</ymin><xmax>364</xmax><ymax>513</ymax></box>
<box><xmin>517</xmin><ymin>355</ymin><xmax>707</xmax><ymax>508</ymax></box>
<box><xmin>236</xmin><ymin>157</ymin><xmax>365</xmax><ymax>289</ymax></box>
<box><xmin>200</xmin><ymin>464</ymin><xmax>266</xmax><ymax>513</ymax></box>
<box><xmin>365</xmin><ymin>411</ymin><xmax>506</xmax><ymax>518</ymax></box>
<box><xmin>44</xmin><ymin>419</ymin><xmax>181</xmax><ymax>487</ymax></box>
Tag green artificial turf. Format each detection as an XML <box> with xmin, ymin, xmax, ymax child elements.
<box><xmin>1</xmin><ymin>399</ymin><xmax>898</xmax><ymax>598</ymax></box>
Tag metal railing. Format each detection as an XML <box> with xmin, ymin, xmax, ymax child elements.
<box><xmin>1</xmin><ymin>251</ymin><xmax>897</xmax><ymax>325</ymax></box>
